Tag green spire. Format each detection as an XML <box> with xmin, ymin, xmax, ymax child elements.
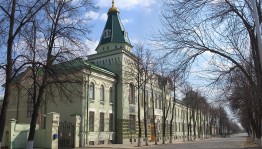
<box><xmin>97</xmin><ymin>1</ymin><xmax>132</xmax><ymax>47</ymax></box>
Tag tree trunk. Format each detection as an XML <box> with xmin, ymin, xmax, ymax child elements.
<box><xmin>162</xmin><ymin>107</ymin><xmax>166</xmax><ymax>144</ymax></box>
<box><xmin>193</xmin><ymin>110</ymin><xmax>196</xmax><ymax>140</ymax></box>
<box><xmin>137</xmin><ymin>75</ymin><xmax>142</xmax><ymax>147</ymax></box>
<box><xmin>150</xmin><ymin>84</ymin><xmax>157</xmax><ymax>145</ymax></box>
<box><xmin>143</xmin><ymin>82</ymin><xmax>148</xmax><ymax>146</ymax></box>
<box><xmin>187</xmin><ymin>107</ymin><xmax>189</xmax><ymax>141</ymax></box>
<box><xmin>169</xmin><ymin>78</ymin><xmax>176</xmax><ymax>143</ymax></box>
<box><xmin>0</xmin><ymin>0</ymin><xmax>16</xmax><ymax>147</ymax></box>
<box><xmin>169</xmin><ymin>101</ymin><xmax>175</xmax><ymax>143</ymax></box>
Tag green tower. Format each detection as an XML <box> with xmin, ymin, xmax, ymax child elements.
<box><xmin>88</xmin><ymin>0</ymin><xmax>137</xmax><ymax>144</ymax></box>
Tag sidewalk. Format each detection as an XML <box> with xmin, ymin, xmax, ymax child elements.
<box><xmin>77</xmin><ymin>139</ymin><xmax>196</xmax><ymax>149</ymax></box>
<box><xmin>244</xmin><ymin>137</ymin><xmax>261</xmax><ymax>149</ymax></box>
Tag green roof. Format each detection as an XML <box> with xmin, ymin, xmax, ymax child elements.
<box><xmin>98</xmin><ymin>10</ymin><xmax>132</xmax><ymax>46</ymax></box>
<box><xmin>9</xmin><ymin>58</ymin><xmax>116</xmax><ymax>85</ymax></box>
<box><xmin>51</xmin><ymin>58</ymin><xmax>116</xmax><ymax>77</ymax></box>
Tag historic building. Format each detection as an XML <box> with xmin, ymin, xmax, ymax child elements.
<box><xmin>2</xmin><ymin>1</ymin><xmax>212</xmax><ymax>148</ymax></box>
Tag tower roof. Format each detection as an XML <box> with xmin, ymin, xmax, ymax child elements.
<box><xmin>97</xmin><ymin>0</ymin><xmax>132</xmax><ymax>47</ymax></box>
<box><xmin>108</xmin><ymin>0</ymin><xmax>119</xmax><ymax>13</ymax></box>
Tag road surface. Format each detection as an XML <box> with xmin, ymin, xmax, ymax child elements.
<box><xmin>81</xmin><ymin>133</ymin><xmax>260</xmax><ymax>149</ymax></box>
<box><xmin>150</xmin><ymin>133</ymin><xmax>254</xmax><ymax>149</ymax></box>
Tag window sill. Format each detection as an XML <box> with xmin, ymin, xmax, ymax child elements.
<box><xmin>100</xmin><ymin>101</ymin><xmax>105</xmax><ymax>104</ymax></box>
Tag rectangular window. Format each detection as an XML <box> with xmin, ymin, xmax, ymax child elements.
<box><xmin>89</xmin><ymin>112</ymin><xmax>94</xmax><ymax>131</ymax></box>
<box><xmin>109</xmin><ymin>113</ymin><xmax>113</xmax><ymax>131</ymax></box>
<box><xmin>149</xmin><ymin>91</ymin><xmax>153</xmax><ymax>108</ymax></box>
<box><xmin>166</xmin><ymin>120</ymin><xmax>169</xmax><ymax>132</ymax></box>
<box><xmin>27</xmin><ymin>88</ymin><xmax>34</xmax><ymax>117</ymax></box>
<box><xmin>100</xmin><ymin>112</ymin><xmax>104</xmax><ymax>131</ymax></box>
<box><xmin>145</xmin><ymin>90</ymin><xmax>148</xmax><ymax>108</ymax></box>
<box><xmin>100</xmin><ymin>85</ymin><xmax>104</xmax><ymax>101</ymax></box>
<box><xmin>110</xmin><ymin>87</ymin><xmax>114</xmax><ymax>103</ymax></box>
<box><xmin>129</xmin><ymin>115</ymin><xmax>136</xmax><ymax>131</ymax></box>
<box><xmin>155</xmin><ymin>93</ymin><xmax>157</xmax><ymax>109</ymax></box>
<box><xmin>175</xmin><ymin>122</ymin><xmax>177</xmax><ymax>132</ymax></box>
<box><xmin>159</xmin><ymin>98</ymin><xmax>162</xmax><ymax>109</ymax></box>
<box><xmin>139</xmin><ymin>90</ymin><xmax>143</xmax><ymax>107</ymax></box>
<box><xmin>158</xmin><ymin>95</ymin><xmax>161</xmax><ymax>109</ymax></box>
<box><xmin>89</xmin><ymin>141</ymin><xmax>94</xmax><ymax>145</ymax></box>
<box><xmin>179</xmin><ymin>122</ymin><xmax>180</xmax><ymax>132</ymax></box>
<box><xmin>89</xmin><ymin>83</ymin><xmax>94</xmax><ymax>100</ymax></box>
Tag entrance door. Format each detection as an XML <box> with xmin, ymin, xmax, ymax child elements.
<box><xmin>58</xmin><ymin>121</ymin><xmax>75</xmax><ymax>148</ymax></box>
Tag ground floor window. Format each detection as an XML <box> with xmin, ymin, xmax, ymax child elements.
<box><xmin>100</xmin><ymin>112</ymin><xmax>105</xmax><ymax>131</ymax></box>
<box><xmin>109</xmin><ymin>113</ymin><xmax>113</xmax><ymax>131</ymax></box>
<box><xmin>129</xmin><ymin>115</ymin><xmax>136</xmax><ymax>131</ymax></box>
<box><xmin>89</xmin><ymin>112</ymin><xmax>94</xmax><ymax>131</ymax></box>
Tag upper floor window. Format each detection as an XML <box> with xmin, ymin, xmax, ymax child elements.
<box><xmin>158</xmin><ymin>95</ymin><xmax>162</xmax><ymax>109</ymax></box>
<box><xmin>145</xmin><ymin>90</ymin><xmax>149</xmax><ymax>107</ymax></box>
<box><xmin>89</xmin><ymin>82</ymin><xmax>94</xmax><ymax>100</ymax></box>
<box><xmin>139</xmin><ymin>89</ymin><xmax>143</xmax><ymax>107</ymax></box>
<box><xmin>100</xmin><ymin>85</ymin><xmax>104</xmax><ymax>101</ymax></box>
<box><xmin>128</xmin><ymin>83</ymin><xmax>135</xmax><ymax>104</ymax></box>
<box><xmin>103</xmin><ymin>29</ymin><xmax>111</xmax><ymax>38</ymax></box>
<box><xmin>27</xmin><ymin>88</ymin><xmax>34</xmax><ymax>117</ymax></box>
<box><xmin>109</xmin><ymin>87</ymin><xmax>113</xmax><ymax>103</ymax></box>
<box><xmin>154</xmin><ymin>93</ymin><xmax>158</xmax><ymax>108</ymax></box>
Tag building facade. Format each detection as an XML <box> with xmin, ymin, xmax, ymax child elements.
<box><xmin>2</xmin><ymin>1</ymin><xmax>218</xmax><ymax>148</ymax></box>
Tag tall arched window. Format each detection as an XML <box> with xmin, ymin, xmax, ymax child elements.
<box><xmin>89</xmin><ymin>82</ymin><xmax>94</xmax><ymax>100</ymax></box>
<box><xmin>109</xmin><ymin>87</ymin><xmax>113</xmax><ymax>103</ymax></box>
<box><xmin>100</xmin><ymin>85</ymin><xmax>104</xmax><ymax>101</ymax></box>
<box><xmin>128</xmin><ymin>83</ymin><xmax>135</xmax><ymax>104</ymax></box>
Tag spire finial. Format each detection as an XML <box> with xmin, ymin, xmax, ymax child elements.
<box><xmin>108</xmin><ymin>0</ymin><xmax>119</xmax><ymax>13</ymax></box>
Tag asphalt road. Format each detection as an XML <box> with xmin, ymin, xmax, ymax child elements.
<box><xmin>81</xmin><ymin>133</ymin><xmax>261</xmax><ymax>149</ymax></box>
<box><xmin>150</xmin><ymin>133</ymin><xmax>251</xmax><ymax>149</ymax></box>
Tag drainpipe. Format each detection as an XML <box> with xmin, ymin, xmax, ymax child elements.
<box><xmin>16</xmin><ymin>84</ymin><xmax>20</xmax><ymax>122</ymax></box>
<box><xmin>80</xmin><ymin>79</ymin><xmax>86</xmax><ymax>147</ymax></box>
<box><xmin>86</xmin><ymin>73</ymin><xmax>90</xmax><ymax>145</ymax></box>
<box><xmin>114</xmin><ymin>76</ymin><xmax>119</xmax><ymax>143</ymax></box>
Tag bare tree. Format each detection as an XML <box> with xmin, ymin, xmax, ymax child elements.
<box><xmin>149</xmin><ymin>74</ymin><xmax>158</xmax><ymax>145</ymax></box>
<box><xmin>124</xmin><ymin>44</ymin><xmax>148</xmax><ymax>147</ymax></box>
<box><xmin>0</xmin><ymin>1</ymin><xmax>49</xmax><ymax>147</ymax></box>
<box><xmin>155</xmin><ymin>59</ymin><xmax>172</xmax><ymax>144</ymax></box>
<box><xmin>169</xmin><ymin>70</ymin><xmax>184</xmax><ymax>143</ymax></box>
<box><xmin>20</xmin><ymin>0</ymin><xmax>95</xmax><ymax>148</ymax></box>
<box><xmin>227</xmin><ymin>66</ymin><xmax>257</xmax><ymax>139</ymax></box>
<box><xmin>156</xmin><ymin>0</ymin><xmax>262</xmax><ymax>144</ymax></box>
